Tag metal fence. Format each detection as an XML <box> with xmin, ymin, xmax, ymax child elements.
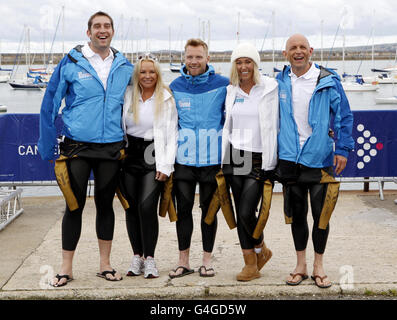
<box><xmin>0</xmin><ymin>188</ymin><xmax>24</xmax><ymax>231</ymax></box>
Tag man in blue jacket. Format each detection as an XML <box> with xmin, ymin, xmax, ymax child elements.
<box><xmin>168</xmin><ymin>39</ymin><xmax>229</xmax><ymax>278</ymax></box>
<box><xmin>38</xmin><ymin>11</ymin><xmax>133</xmax><ymax>287</ymax></box>
<box><xmin>276</xmin><ymin>34</ymin><xmax>354</xmax><ymax>288</ymax></box>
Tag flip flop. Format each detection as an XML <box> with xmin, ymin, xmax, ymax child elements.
<box><xmin>169</xmin><ymin>266</ymin><xmax>194</xmax><ymax>279</ymax></box>
<box><xmin>311</xmin><ymin>274</ymin><xmax>332</xmax><ymax>289</ymax></box>
<box><xmin>96</xmin><ymin>269</ymin><xmax>123</xmax><ymax>281</ymax></box>
<box><xmin>286</xmin><ymin>273</ymin><xmax>308</xmax><ymax>286</ymax></box>
<box><xmin>51</xmin><ymin>274</ymin><xmax>73</xmax><ymax>287</ymax></box>
<box><xmin>199</xmin><ymin>265</ymin><xmax>215</xmax><ymax>277</ymax></box>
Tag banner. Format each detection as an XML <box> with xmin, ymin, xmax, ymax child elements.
<box><xmin>0</xmin><ymin>113</ymin><xmax>62</xmax><ymax>182</ymax></box>
<box><xmin>0</xmin><ymin>111</ymin><xmax>396</xmax><ymax>182</ymax></box>
<box><xmin>341</xmin><ymin>110</ymin><xmax>397</xmax><ymax>177</ymax></box>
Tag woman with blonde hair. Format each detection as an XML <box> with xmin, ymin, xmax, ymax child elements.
<box><xmin>222</xmin><ymin>43</ymin><xmax>279</xmax><ymax>281</ymax></box>
<box><xmin>121</xmin><ymin>54</ymin><xmax>178</xmax><ymax>278</ymax></box>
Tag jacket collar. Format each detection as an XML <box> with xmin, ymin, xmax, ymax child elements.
<box><xmin>180</xmin><ymin>65</ymin><xmax>215</xmax><ymax>84</ymax></box>
<box><xmin>69</xmin><ymin>45</ymin><xmax>123</xmax><ymax>67</ymax></box>
<box><xmin>228</xmin><ymin>75</ymin><xmax>277</xmax><ymax>98</ymax></box>
<box><xmin>279</xmin><ymin>64</ymin><xmax>338</xmax><ymax>88</ymax></box>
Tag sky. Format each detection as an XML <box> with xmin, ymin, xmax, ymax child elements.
<box><xmin>0</xmin><ymin>0</ymin><xmax>397</xmax><ymax>54</ymax></box>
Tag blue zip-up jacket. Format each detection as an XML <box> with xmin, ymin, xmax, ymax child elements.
<box><xmin>276</xmin><ymin>64</ymin><xmax>354</xmax><ymax>168</ymax></box>
<box><xmin>38</xmin><ymin>45</ymin><xmax>133</xmax><ymax>160</ymax></box>
<box><xmin>169</xmin><ymin>65</ymin><xmax>229</xmax><ymax>166</ymax></box>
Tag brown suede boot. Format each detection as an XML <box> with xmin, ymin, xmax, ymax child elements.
<box><xmin>256</xmin><ymin>245</ymin><xmax>273</xmax><ymax>271</ymax></box>
<box><xmin>236</xmin><ymin>252</ymin><xmax>260</xmax><ymax>281</ymax></box>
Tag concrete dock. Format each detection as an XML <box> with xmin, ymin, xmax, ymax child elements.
<box><xmin>0</xmin><ymin>190</ymin><xmax>396</xmax><ymax>301</ymax></box>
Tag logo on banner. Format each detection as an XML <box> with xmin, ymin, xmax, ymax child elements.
<box><xmin>355</xmin><ymin>123</ymin><xmax>383</xmax><ymax>169</ymax></box>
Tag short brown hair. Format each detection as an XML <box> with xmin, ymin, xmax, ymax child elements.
<box><xmin>184</xmin><ymin>38</ymin><xmax>209</xmax><ymax>55</ymax></box>
<box><xmin>88</xmin><ymin>11</ymin><xmax>114</xmax><ymax>31</ymax></box>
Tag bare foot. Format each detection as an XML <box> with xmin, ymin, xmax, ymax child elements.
<box><xmin>52</xmin><ymin>270</ymin><xmax>73</xmax><ymax>287</ymax></box>
<box><xmin>286</xmin><ymin>264</ymin><xmax>308</xmax><ymax>284</ymax></box>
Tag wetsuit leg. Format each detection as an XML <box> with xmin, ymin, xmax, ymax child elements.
<box><xmin>288</xmin><ymin>183</ymin><xmax>310</xmax><ymax>252</ymax></box>
<box><xmin>174</xmin><ymin>179</ymin><xmax>197</xmax><ymax>251</ymax></box>
<box><xmin>61</xmin><ymin>157</ymin><xmax>91</xmax><ymax>251</ymax></box>
<box><xmin>122</xmin><ymin>170</ymin><xmax>143</xmax><ymax>256</ymax></box>
<box><xmin>138</xmin><ymin>171</ymin><xmax>162</xmax><ymax>258</ymax></box>
<box><xmin>198</xmin><ymin>180</ymin><xmax>218</xmax><ymax>253</ymax></box>
<box><xmin>229</xmin><ymin>175</ymin><xmax>264</xmax><ymax>250</ymax></box>
<box><xmin>309</xmin><ymin>183</ymin><xmax>330</xmax><ymax>254</ymax></box>
<box><xmin>92</xmin><ymin>159</ymin><xmax>120</xmax><ymax>242</ymax></box>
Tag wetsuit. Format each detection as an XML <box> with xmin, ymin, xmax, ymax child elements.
<box><xmin>221</xmin><ymin>76</ymin><xmax>279</xmax><ymax>250</ymax></box>
<box><xmin>38</xmin><ymin>44</ymin><xmax>133</xmax><ymax>251</ymax></box>
<box><xmin>121</xmin><ymin>86</ymin><xmax>178</xmax><ymax>258</ymax></box>
<box><xmin>169</xmin><ymin>65</ymin><xmax>229</xmax><ymax>253</ymax></box>
<box><xmin>276</xmin><ymin>63</ymin><xmax>354</xmax><ymax>254</ymax></box>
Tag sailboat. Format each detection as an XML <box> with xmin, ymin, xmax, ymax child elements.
<box><xmin>340</xmin><ymin>34</ymin><xmax>379</xmax><ymax>92</ymax></box>
<box><xmin>8</xmin><ymin>26</ymin><xmax>47</xmax><ymax>90</ymax></box>
<box><xmin>375</xmin><ymin>69</ymin><xmax>397</xmax><ymax>104</ymax></box>
<box><xmin>169</xmin><ymin>25</ymin><xmax>183</xmax><ymax>73</ymax></box>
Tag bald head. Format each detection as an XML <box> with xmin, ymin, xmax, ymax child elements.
<box><xmin>285</xmin><ymin>34</ymin><xmax>311</xmax><ymax>51</ymax></box>
<box><xmin>283</xmin><ymin>33</ymin><xmax>313</xmax><ymax>77</ymax></box>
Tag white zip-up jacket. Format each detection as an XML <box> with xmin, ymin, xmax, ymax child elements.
<box><xmin>221</xmin><ymin>75</ymin><xmax>279</xmax><ymax>171</ymax></box>
<box><xmin>122</xmin><ymin>86</ymin><xmax>178</xmax><ymax>176</ymax></box>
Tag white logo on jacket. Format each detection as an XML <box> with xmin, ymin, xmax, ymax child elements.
<box><xmin>178</xmin><ymin>98</ymin><xmax>191</xmax><ymax>109</ymax></box>
<box><xmin>78</xmin><ymin>71</ymin><xmax>93</xmax><ymax>80</ymax></box>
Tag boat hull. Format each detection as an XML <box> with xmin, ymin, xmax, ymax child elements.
<box><xmin>9</xmin><ymin>82</ymin><xmax>46</xmax><ymax>90</ymax></box>
<box><xmin>342</xmin><ymin>83</ymin><xmax>379</xmax><ymax>92</ymax></box>
<box><xmin>375</xmin><ymin>97</ymin><xmax>397</xmax><ymax>104</ymax></box>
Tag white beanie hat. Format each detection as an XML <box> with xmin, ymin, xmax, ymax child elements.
<box><xmin>230</xmin><ymin>42</ymin><xmax>260</xmax><ymax>66</ymax></box>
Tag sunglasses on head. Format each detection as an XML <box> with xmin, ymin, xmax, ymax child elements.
<box><xmin>138</xmin><ymin>53</ymin><xmax>158</xmax><ymax>61</ymax></box>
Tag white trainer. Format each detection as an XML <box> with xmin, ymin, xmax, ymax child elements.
<box><xmin>127</xmin><ymin>255</ymin><xmax>144</xmax><ymax>276</ymax></box>
<box><xmin>144</xmin><ymin>257</ymin><xmax>159</xmax><ymax>279</ymax></box>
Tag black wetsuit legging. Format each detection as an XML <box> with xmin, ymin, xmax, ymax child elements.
<box><xmin>227</xmin><ymin>175</ymin><xmax>264</xmax><ymax>250</ymax></box>
<box><xmin>173</xmin><ymin>164</ymin><xmax>219</xmax><ymax>252</ymax></box>
<box><xmin>121</xmin><ymin>135</ymin><xmax>163</xmax><ymax>258</ymax></box>
<box><xmin>287</xmin><ymin>182</ymin><xmax>330</xmax><ymax>254</ymax></box>
<box><xmin>123</xmin><ymin>170</ymin><xmax>162</xmax><ymax>258</ymax></box>
<box><xmin>62</xmin><ymin>157</ymin><xmax>120</xmax><ymax>251</ymax></box>
<box><xmin>224</xmin><ymin>146</ymin><xmax>266</xmax><ymax>250</ymax></box>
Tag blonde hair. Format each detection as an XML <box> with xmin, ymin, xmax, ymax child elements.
<box><xmin>130</xmin><ymin>57</ymin><xmax>170</xmax><ymax>124</ymax></box>
<box><xmin>184</xmin><ymin>38</ymin><xmax>209</xmax><ymax>56</ymax></box>
<box><xmin>229</xmin><ymin>59</ymin><xmax>261</xmax><ymax>86</ymax></box>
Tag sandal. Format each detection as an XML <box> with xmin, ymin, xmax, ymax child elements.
<box><xmin>199</xmin><ymin>265</ymin><xmax>215</xmax><ymax>277</ymax></box>
<box><xmin>286</xmin><ymin>273</ymin><xmax>308</xmax><ymax>286</ymax></box>
<box><xmin>96</xmin><ymin>269</ymin><xmax>123</xmax><ymax>281</ymax></box>
<box><xmin>169</xmin><ymin>266</ymin><xmax>194</xmax><ymax>279</ymax></box>
<box><xmin>311</xmin><ymin>274</ymin><xmax>332</xmax><ymax>288</ymax></box>
<box><xmin>51</xmin><ymin>274</ymin><xmax>73</xmax><ymax>287</ymax></box>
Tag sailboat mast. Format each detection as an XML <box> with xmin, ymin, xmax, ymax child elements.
<box><xmin>237</xmin><ymin>12</ymin><xmax>240</xmax><ymax>44</ymax></box>
<box><xmin>43</xmin><ymin>30</ymin><xmax>46</xmax><ymax>66</ymax></box>
<box><xmin>321</xmin><ymin>19</ymin><xmax>324</xmax><ymax>63</ymax></box>
<box><xmin>342</xmin><ymin>32</ymin><xmax>345</xmax><ymax>76</ymax></box>
<box><xmin>169</xmin><ymin>26</ymin><xmax>171</xmax><ymax>63</ymax></box>
<box><xmin>145</xmin><ymin>19</ymin><xmax>148</xmax><ymax>53</ymax></box>
<box><xmin>207</xmin><ymin>20</ymin><xmax>210</xmax><ymax>53</ymax></box>
<box><xmin>62</xmin><ymin>5</ymin><xmax>65</xmax><ymax>58</ymax></box>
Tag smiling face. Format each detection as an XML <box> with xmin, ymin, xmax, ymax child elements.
<box><xmin>235</xmin><ymin>57</ymin><xmax>255</xmax><ymax>84</ymax></box>
<box><xmin>185</xmin><ymin>45</ymin><xmax>209</xmax><ymax>76</ymax></box>
<box><xmin>138</xmin><ymin>60</ymin><xmax>158</xmax><ymax>91</ymax></box>
<box><xmin>87</xmin><ymin>15</ymin><xmax>114</xmax><ymax>53</ymax></box>
<box><xmin>283</xmin><ymin>34</ymin><xmax>313</xmax><ymax>77</ymax></box>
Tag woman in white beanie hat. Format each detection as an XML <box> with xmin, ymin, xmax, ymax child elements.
<box><xmin>221</xmin><ymin>42</ymin><xmax>279</xmax><ymax>281</ymax></box>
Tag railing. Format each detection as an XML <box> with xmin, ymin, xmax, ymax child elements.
<box><xmin>0</xmin><ymin>188</ymin><xmax>24</xmax><ymax>231</ymax></box>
